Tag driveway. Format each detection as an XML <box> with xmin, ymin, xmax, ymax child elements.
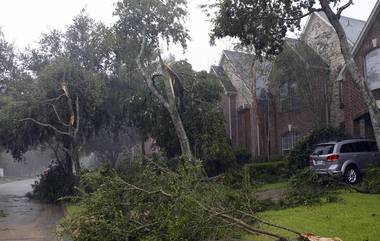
<box><xmin>0</xmin><ymin>179</ymin><xmax>64</xmax><ymax>241</ymax></box>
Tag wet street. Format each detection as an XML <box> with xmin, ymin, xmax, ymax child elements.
<box><xmin>0</xmin><ymin>179</ymin><xmax>64</xmax><ymax>241</ymax></box>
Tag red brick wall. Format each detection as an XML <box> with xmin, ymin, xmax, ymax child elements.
<box><xmin>230</xmin><ymin>95</ymin><xmax>238</xmax><ymax>146</ymax></box>
<box><xmin>270</xmin><ymin>108</ymin><xmax>314</xmax><ymax>155</ymax></box>
<box><xmin>237</xmin><ymin>108</ymin><xmax>252</xmax><ymax>150</ymax></box>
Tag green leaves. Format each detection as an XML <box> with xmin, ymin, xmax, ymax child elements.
<box><xmin>114</xmin><ymin>0</ymin><xmax>189</xmax><ymax>49</ymax></box>
<box><xmin>208</xmin><ymin>0</ymin><xmax>324</xmax><ymax>57</ymax></box>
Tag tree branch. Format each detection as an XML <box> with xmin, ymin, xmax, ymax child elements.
<box><xmin>41</xmin><ymin>93</ymin><xmax>66</xmax><ymax>103</ymax></box>
<box><xmin>124</xmin><ymin>182</ymin><xmax>172</xmax><ymax>198</ymax></box>
<box><xmin>193</xmin><ymin>199</ymin><xmax>288</xmax><ymax>241</ymax></box>
<box><xmin>337</xmin><ymin>0</ymin><xmax>353</xmax><ymax>19</ymax></box>
<box><xmin>242</xmin><ymin>8</ymin><xmax>323</xmax><ymax>21</ymax></box>
<box><xmin>280</xmin><ymin>8</ymin><xmax>324</xmax><ymax>21</ymax></box>
<box><xmin>46</xmin><ymin>103</ymin><xmax>70</xmax><ymax>127</ymax></box>
<box><xmin>20</xmin><ymin>118</ymin><xmax>70</xmax><ymax>136</ymax></box>
<box><xmin>237</xmin><ymin>210</ymin><xmax>302</xmax><ymax>236</ymax></box>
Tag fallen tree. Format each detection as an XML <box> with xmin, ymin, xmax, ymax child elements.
<box><xmin>60</xmin><ymin>161</ymin><xmax>343</xmax><ymax>241</ymax></box>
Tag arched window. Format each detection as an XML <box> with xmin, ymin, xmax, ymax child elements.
<box><xmin>278</xmin><ymin>81</ymin><xmax>299</xmax><ymax>112</ymax></box>
<box><xmin>365</xmin><ymin>48</ymin><xmax>380</xmax><ymax>90</ymax></box>
<box><xmin>281</xmin><ymin>131</ymin><xmax>300</xmax><ymax>154</ymax></box>
<box><xmin>279</xmin><ymin>83</ymin><xmax>289</xmax><ymax>112</ymax></box>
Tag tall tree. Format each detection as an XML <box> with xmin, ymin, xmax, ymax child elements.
<box><xmin>1</xmin><ymin>12</ymin><xmax>114</xmax><ymax>175</ymax></box>
<box><xmin>113</xmin><ymin>0</ymin><xmax>194</xmax><ymax>161</ymax></box>
<box><xmin>207</xmin><ymin>0</ymin><xmax>380</xmax><ymax>147</ymax></box>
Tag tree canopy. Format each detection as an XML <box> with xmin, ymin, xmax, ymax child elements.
<box><xmin>207</xmin><ymin>0</ymin><xmax>349</xmax><ymax>57</ymax></box>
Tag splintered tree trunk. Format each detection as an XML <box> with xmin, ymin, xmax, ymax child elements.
<box><xmin>136</xmin><ymin>37</ymin><xmax>194</xmax><ymax>162</ymax></box>
<box><xmin>320</xmin><ymin>0</ymin><xmax>380</xmax><ymax>147</ymax></box>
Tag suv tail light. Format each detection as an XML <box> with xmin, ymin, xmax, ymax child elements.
<box><xmin>327</xmin><ymin>154</ymin><xmax>339</xmax><ymax>162</ymax></box>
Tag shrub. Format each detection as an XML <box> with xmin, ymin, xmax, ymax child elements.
<box><xmin>287</xmin><ymin>127</ymin><xmax>347</xmax><ymax>170</ymax></box>
<box><xmin>249</xmin><ymin>161</ymin><xmax>289</xmax><ymax>183</ymax></box>
<box><xmin>29</xmin><ymin>161</ymin><xmax>77</xmax><ymax>203</ymax></box>
<box><xmin>284</xmin><ymin>169</ymin><xmax>342</xmax><ymax>207</ymax></box>
<box><xmin>359</xmin><ymin>165</ymin><xmax>380</xmax><ymax>194</ymax></box>
<box><xmin>233</xmin><ymin>147</ymin><xmax>251</xmax><ymax>165</ymax></box>
<box><xmin>204</xmin><ymin>147</ymin><xmax>252</xmax><ymax>177</ymax></box>
<box><xmin>224</xmin><ymin>161</ymin><xmax>289</xmax><ymax>187</ymax></box>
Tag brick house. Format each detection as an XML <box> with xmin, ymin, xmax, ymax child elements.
<box><xmin>264</xmin><ymin>13</ymin><xmax>367</xmax><ymax>156</ymax></box>
<box><xmin>212</xmin><ymin>12</ymin><xmax>368</xmax><ymax>157</ymax></box>
<box><xmin>342</xmin><ymin>0</ymin><xmax>380</xmax><ymax>139</ymax></box>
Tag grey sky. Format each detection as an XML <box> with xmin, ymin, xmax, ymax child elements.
<box><xmin>0</xmin><ymin>0</ymin><xmax>376</xmax><ymax>71</ymax></box>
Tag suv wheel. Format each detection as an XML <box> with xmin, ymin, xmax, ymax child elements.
<box><xmin>344</xmin><ymin>166</ymin><xmax>360</xmax><ymax>185</ymax></box>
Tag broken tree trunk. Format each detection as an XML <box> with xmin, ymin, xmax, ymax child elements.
<box><xmin>20</xmin><ymin>82</ymin><xmax>82</xmax><ymax>175</ymax></box>
<box><xmin>136</xmin><ymin>35</ymin><xmax>194</xmax><ymax>162</ymax></box>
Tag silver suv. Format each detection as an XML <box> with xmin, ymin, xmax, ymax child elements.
<box><xmin>310</xmin><ymin>139</ymin><xmax>380</xmax><ymax>184</ymax></box>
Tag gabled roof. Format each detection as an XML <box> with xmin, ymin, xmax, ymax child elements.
<box><xmin>352</xmin><ymin>0</ymin><xmax>380</xmax><ymax>56</ymax></box>
<box><xmin>222</xmin><ymin>50</ymin><xmax>273</xmax><ymax>97</ymax></box>
<box><xmin>221</xmin><ymin>50</ymin><xmax>255</xmax><ymax>91</ymax></box>
<box><xmin>304</xmin><ymin>12</ymin><xmax>366</xmax><ymax>45</ymax></box>
<box><xmin>317</xmin><ymin>12</ymin><xmax>366</xmax><ymax>44</ymax></box>
<box><xmin>210</xmin><ymin>65</ymin><xmax>237</xmax><ymax>93</ymax></box>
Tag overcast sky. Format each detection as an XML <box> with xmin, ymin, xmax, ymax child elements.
<box><xmin>0</xmin><ymin>0</ymin><xmax>377</xmax><ymax>71</ymax></box>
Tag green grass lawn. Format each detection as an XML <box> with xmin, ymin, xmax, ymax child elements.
<box><xmin>250</xmin><ymin>192</ymin><xmax>380</xmax><ymax>241</ymax></box>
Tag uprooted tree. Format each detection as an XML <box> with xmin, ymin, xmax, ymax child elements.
<box><xmin>206</xmin><ymin>0</ymin><xmax>380</xmax><ymax>148</ymax></box>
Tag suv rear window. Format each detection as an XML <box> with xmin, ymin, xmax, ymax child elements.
<box><xmin>312</xmin><ymin>144</ymin><xmax>334</xmax><ymax>155</ymax></box>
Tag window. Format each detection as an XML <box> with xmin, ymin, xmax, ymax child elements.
<box><xmin>312</xmin><ymin>144</ymin><xmax>335</xmax><ymax>155</ymax></box>
<box><xmin>340</xmin><ymin>141</ymin><xmax>373</xmax><ymax>153</ymax></box>
<box><xmin>339</xmin><ymin>80</ymin><xmax>344</xmax><ymax>108</ymax></box>
<box><xmin>278</xmin><ymin>81</ymin><xmax>300</xmax><ymax>112</ymax></box>
<box><xmin>279</xmin><ymin>83</ymin><xmax>289</xmax><ymax>112</ymax></box>
<box><xmin>355</xmin><ymin>141</ymin><xmax>371</xmax><ymax>152</ymax></box>
<box><xmin>281</xmin><ymin>131</ymin><xmax>300</xmax><ymax>154</ymax></box>
<box><xmin>340</xmin><ymin>143</ymin><xmax>356</xmax><ymax>153</ymax></box>
<box><xmin>365</xmin><ymin>48</ymin><xmax>380</xmax><ymax>90</ymax></box>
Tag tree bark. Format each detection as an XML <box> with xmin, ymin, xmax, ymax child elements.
<box><xmin>320</xmin><ymin>0</ymin><xmax>380</xmax><ymax>147</ymax></box>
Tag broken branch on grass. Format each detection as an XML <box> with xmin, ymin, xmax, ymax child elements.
<box><xmin>193</xmin><ymin>199</ymin><xmax>288</xmax><ymax>241</ymax></box>
<box><xmin>237</xmin><ymin>210</ymin><xmax>302</xmax><ymax>236</ymax></box>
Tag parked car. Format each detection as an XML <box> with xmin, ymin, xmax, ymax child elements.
<box><xmin>310</xmin><ymin>139</ymin><xmax>380</xmax><ymax>184</ymax></box>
